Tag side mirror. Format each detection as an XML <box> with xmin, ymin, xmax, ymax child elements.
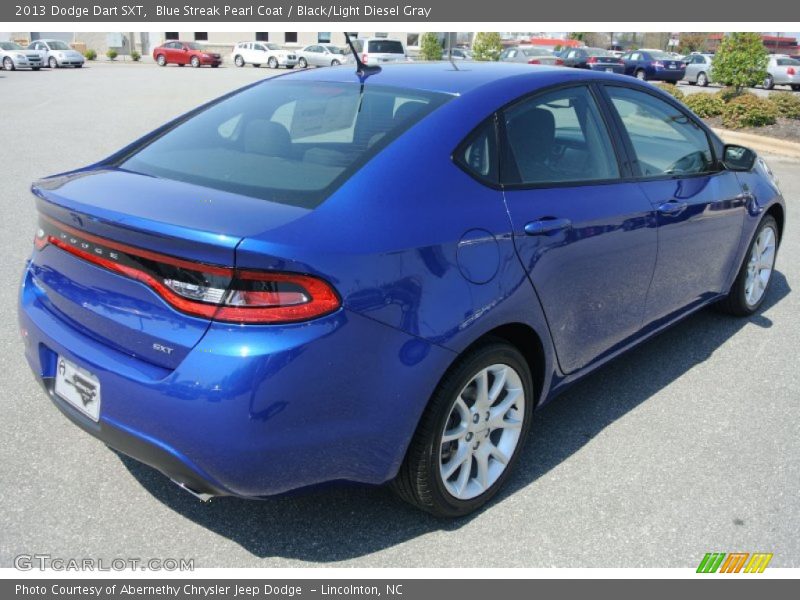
<box><xmin>722</xmin><ymin>144</ymin><xmax>757</xmax><ymax>172</ymax></box>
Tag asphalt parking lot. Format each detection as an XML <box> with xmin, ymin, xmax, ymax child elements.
<box><xmin>0</xmin><ymin>62</ymin><xmax>798</xmax><ymax>568</ymax></box>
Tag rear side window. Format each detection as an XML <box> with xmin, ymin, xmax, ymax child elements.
<box><xmin>501</xmin><ymin>86</ymin><xmax>620</xmax><ymax>186</ymax></box>
<box><xmin>606</xmin><ymin>86</ymin><xmax>714</xmax><ymax>177</ymax></box>
<box><xmin>367</xmin><ymin>40</ymin><xmax>404</xmax><ymax>54</ymax></box>
<box><xmin>455</xmin><ymin>118</ymin><xmax>498</xmax><ymax>184</ymax></box>
<box><xmin>119</xmin><ymin>81</ymin><xmax>450</xmax><ymax>208</ymax></box>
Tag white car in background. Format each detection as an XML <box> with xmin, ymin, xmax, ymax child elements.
<box><xmin>297</xmin><ymin>44</ymin><xmax>351</xmax><ymax>68</ymax></box>
<box><xmin>28</xmin><ymin>39</ymin><xmax>84</xmax><ymax>68</ymax></box>
<box><xmin>0</xmin><ymin>41</ymin><xmax>43</xmax><ymax>71</ymax></box>
<box><xmin>763</xmin><ymin>55</ymin><xmax>800</xmax><ymax>91</ymax></box>
<box><xmin>231</xmin><ymin>42</ymin><xmax>298</xmax><ymax>69</ymax></box>
<box><xmin>352</xmin><ymin>38</ymin><xmax>408</xmax><ymax>65</ymax></box>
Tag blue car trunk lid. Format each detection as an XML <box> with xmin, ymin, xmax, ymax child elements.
<box><xmin>30</xmin><ymin>168</ymin><xmax>310</xmax><ymax>369</ymax></box>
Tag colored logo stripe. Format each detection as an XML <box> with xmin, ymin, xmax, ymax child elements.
<box><xmin>697</xmin><ymin>552</ymin><xmax>773</xmax><ymax>573</ymax></box>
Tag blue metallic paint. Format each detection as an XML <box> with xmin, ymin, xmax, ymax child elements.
<box><xmin>18</xmin><ymin>64</ymin><xmax>785</xmax><ymax>498</ymax></box>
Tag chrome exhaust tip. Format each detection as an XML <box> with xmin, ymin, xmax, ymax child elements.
<box><xmin>171</xmin><ymin>479</ymin><xmax>215</xmax><ymax>502</ymax></box>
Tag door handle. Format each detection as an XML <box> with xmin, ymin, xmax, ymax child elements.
<box><xmin>656</xmin><ymin>200</ymin><xmax>688</xmax><ymax>215</ymax></box>
<box><xmin>524</xmin><ymin>218</ymin><xmax>572</xmax><ymax>236</ymax></box>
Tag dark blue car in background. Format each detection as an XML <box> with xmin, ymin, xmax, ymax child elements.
<box><xmin>621</xmin><ymin>49</ymin><xmax>687</xmax><ymax>81</ymax></box>
<box><xmin>19</xmin><ymin>63</ymin><xmax>784</xmax><ymax>517</ymax></box>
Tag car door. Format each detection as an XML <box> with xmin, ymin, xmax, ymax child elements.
<box><xmin>165</xmin><ymin>42</ymin><xmax>180</xmax><ymax>63</ymax></box>
<box><xmin>623</xmin><ymin>52</ymin><xmax>640</xmax><ymax>75</ymax></box>
<box><xmin>684</xmin><ymin>55</ymin><xmax>699</xmax><ymax>81</ymax></box>
<box><xmin>601</xmin><ymin>84</ymin><xmax>747</xmax><ymax>324</ymax></box>
<box><xmin>500</xmin><ymin>84</ymin><xmax>658</xmax><ymax>374</ymax></box>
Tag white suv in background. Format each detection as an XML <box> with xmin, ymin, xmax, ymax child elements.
<box><xmin>353</xmin><ymin>38</ymin><xmax>408</xmax><ymax>65</ymax></box>
<box><xmin>231</xmin><ymin>42</ymin><xmax>298</xmax><ymax>69</ymax></box>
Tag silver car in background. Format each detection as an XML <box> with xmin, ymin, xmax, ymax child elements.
<box><xmin>763</xmin><ymin>55</ymin><xmax>800</xmax><ymax>91</ymax></box>
<box><xmin>28</xmin><ymin>39</ymin><xmax>84</xmax><ymax>68</ymax></box>
<box><xmin>683</xmin><ymin>53</ymin><xmax>714</xmax><ymax>87</ymax></box>
<box><xmin>297</xmin><ymin>44</ymin><xmax>351</xmax><ymax>68</ymax></box>
<box><xmin>231</xmin><ymin>42</ymin><xmax>298</xmax><ymax>69</ymax></box>
<box><xmin>499</xmin><ymin>46</ymin><xmax>563</xmax><ymax>66</ymax></box>
<box><xmin>0</xmin><ymin>41</ymin><xmax>42</xmax><ymax>71</ymax></box>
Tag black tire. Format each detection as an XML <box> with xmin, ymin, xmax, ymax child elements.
<box><xmin>156</xmin><ymin>54</ymin><xmax>166</xmax><ymax>66</ymax></box>
<box><xmin>717</xmin><ymin>215</ymin><xmax>779</xmax><ymax>316</ymax></box>
<box><xmin>2</xmin><ymin>57</ymin><xmax>14</xmax><ymax>71</ymax></box>
<box><xmin>190</xmin><ymin>56</ymin><xmax>200</xmax><ymax>68</ymax></box>
<box><xmin>234</xmin><ymin>55</ymin><xmax>244</xmax><ymax>67</ymax></box>
<box><xmin>763</xmin><ymin>75</ymin><xmax>775</xmax><ymax>90</ymax></box>
<box><xmin>48</xmin><ymin>57</ymin><xmax>58</xmax><ymax>69</ymax></box>
<box><xmin>635</xmin><ymin>69</ymin><xmax>647</xmax><ymax>81</ymax></box>
<box><xmin>392</xmin><ymin>340</ymin><xmax>534</xmax><ymax>518</ymax></box>
<box><xmin>268</xmin><ymin>57</ymin><xmax>278</xmax><ymax>69</ymax></box>
<box><xmin>697</xmin><ymin>72</ymin><xmax>708</xmax><ymax>87</ymax></box>
<box><xmin>331</xmin><ymin>59</ymin><xmax>340</xmax><ymax>67</ymax></box>
<box><xmin>298</xmin><ymin>57</ymin><xmax>307</xmax><ymax>68</ymax></box>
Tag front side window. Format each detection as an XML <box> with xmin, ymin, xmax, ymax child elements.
<box><xmin>501</xmin><ymin>86</ymin><xmax>620</xmax><ymax>186</ymax></box>
<box><xmin>606</xmin><ymin>86</ymin><xmax>715</xmax><ymax>177</ymax></box>
<box><xmin>119</xmin><ymin>81</ymin><xmax>450</xmax><ymax>208</ymax></box>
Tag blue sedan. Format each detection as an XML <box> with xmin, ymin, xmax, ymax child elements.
<box><xmin>621</xmin><ymin>49</ymin><xmax>687</xmax><ymax>82</ymax></box>
<box><xmin>19</xmin><ymin>63</ymin><xmax>785</xmax><ymax>517</ymax></box>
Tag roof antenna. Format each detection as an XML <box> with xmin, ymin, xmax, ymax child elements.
<box><xmin>446</xmin><ymin>32</ymin><xmax>459</xmax><ymax>70</ymax></box>
<box><xmin>344</xmin><ymin>32</ymin><xmax>381</xmax><ymax>79</ymax></box>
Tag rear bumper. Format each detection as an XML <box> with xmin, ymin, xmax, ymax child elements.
<box><xmin>651</xmin><ymin>70</ymin><xmax>685</xmax><ymax>81</ymax></box>
<box><xmin>19</xmin><ymin>262</ymin><xmax>454</xmax><ymax>497</ymax></box>
<box><xmin>589</xmin><ymin>64</ymin><xmax>624</xmax><ymax>74</ymax></box>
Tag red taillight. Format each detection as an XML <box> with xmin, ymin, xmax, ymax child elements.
<box><xmin>361</xmin><ymin>53</ymin><xmax>368</xmax><ymax>64</ymax></box>
<box><xmin>36</xmin><ymin>215</ymin><xmax>341</xmax><ymax>324</ymax></box>
<box><xmin>527</xmin><ymin>59</ymin><xmax>541</xmax><ymax>64</ymax></box>
<box><xmin>788</xmin><ymin>67</ymin><xmax>796</xmax><ymax>75</ymax></box>
<box><xmin>587</xmin><ymin>57</ymin><xmax>598</xmax><ymax>64</ymax></box>
<box><xmin>555</xmin><ymin>58</ymin><xmax>564</xmax><ymax>65</ymax></box>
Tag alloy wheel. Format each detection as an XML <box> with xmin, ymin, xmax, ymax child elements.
<box><xmin>439</xmin><ymin>364</ymin><xmax>525</xmax><ymax>500</ymax></box>
<box><xmin>745</xmin><ymin>224</ymin><xmax>777</xmax><ymax>307</ymax></box>
<box><xmin>2</xmin><ymin>57</ymin><xmax>13</xmax><ymax>71</ymax></box>
<box><xmin>49</xmin><ymin>57</ymin><xmax>57</xmax><ymax>68</ymax></box>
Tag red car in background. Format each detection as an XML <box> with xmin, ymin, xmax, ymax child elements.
<box><xmin>152</xmin><ymin>41</ymin><xmax>222</xmax><ymax>67</ymax></box>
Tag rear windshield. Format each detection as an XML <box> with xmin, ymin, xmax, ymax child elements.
<box><xmin>367</xmin><ymin>40</ymin><xmax>404</xmax><ymax>54</ymax></box>
<box><xmin>522</xmin><ymin>48</ymin><xmax>551</xmax><ymax>57</ymax></box>
<box><xmin>46</xmin><ymin>40</ymin><xmax>70</xmax><ymax>50</ymax></box>
<box><xmin>119</xmin><ymin>80</ymin><xmax>450</xmax><ymax>208</ymax></box>
<box><xmin>648</xmin><ymin>51</ymin><xmax>674</xmax><ymax>59</ymax></box>
<box><xmin>585</xmin><ymin>48</ymin><xmax>610</xmax><ymax>56</ymax></box>
<box><xmin>777</xmin><ymin>58</ymin><xmax>800</xmax><ymax>66</ymax></box>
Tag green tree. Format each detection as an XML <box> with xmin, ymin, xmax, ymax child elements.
<box><xmin>678</xmin><ymin>32</ymin><xmax>709</xmax><ymax>54</ymax></box>
<box><xmin>419</xmin><ymin>32</ymin><xmax>442</xmax><ymax>61</ymax></box>
<box><xmin>472</xmin><ymin>32</ymin><xmax>503</xmax><ymax>62</ymax></box>
<box><xmin>711</xmin><ymin>32</ymin><xmax>769</xmax><ymax>91</ymax></box>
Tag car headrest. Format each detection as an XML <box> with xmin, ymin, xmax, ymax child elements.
<box><xmin>507</xmin><ymin>107</ymin><xmax>555</xmax><ymax>163</ymax></box>
<box><xmin>243</xmin><ymin>120</ymin><xmax>291</xmax><ymax>157</ymax></box>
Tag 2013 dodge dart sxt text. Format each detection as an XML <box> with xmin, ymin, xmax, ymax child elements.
<box><xmin>19</xmin><ymin>63</ymin><xmax>785</xmax><ymax>517</ymax></box>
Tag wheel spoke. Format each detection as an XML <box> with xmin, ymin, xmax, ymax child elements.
<box><xmin>474</xmin><ymin>450</ymin><xmax>489</xmax><ymax>490</ymax></box>
<box><xmin>454</xmin><ymin>455</ymin><xmax>472</xmax><ymax>496</ymax></box>
<box><xmin>489</xmin><ymin>443</ymin><xmax>509</xmax><ymax>466</ymax></box>
<box><xmin>442</xmin><ymin>422</ymin><xmax>468</xmax><ymax>443</ymax></box>
<box><xmin>488</xmin><ymin>388</ymin><xmax>521</xmax><ymax>427</ymax></box>
<box><xmin>488</xmin><ymin>367</ymin><xmax>508</xmax><ymax>403</ymax></box>
<box><xmin>475</xmin><ymin>369</ymin><xmax>490</xmax><ymax>410</ymax></box>
<box><xmin>441</xmin><ymin>443</ymin><xmax>471</xmax><ymax>480</ymax></box>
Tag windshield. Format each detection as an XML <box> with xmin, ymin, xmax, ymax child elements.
<box><xmin>185</xmin><ymin>42</ymin><xmax>203</xmax><ymax>50</ymax></box>
<box><xmin>266</xmin><ymin>43</ymin><xmax>281</xmax><ymax>50</ymax></box>
<box><xmin>46</xmin><ymin>41</ymin><xmax>71</xmax><ymax>50</ymax></box>
<box><xmin>648</xmin><ymin>51</ymin><xmax>674</xmax><ymax>59</ymax></box>
<box><xmin>367</xmin><ymin>40</ymin><xmax>404</xmax><ymax>54</ymax></box>
<box><xmin>0</xmin><ymin>42</ymin><xmax>23</xmax><ymax>50</ymax></box>
<box><xmin>522</xmin><ymin>48</ymin><xmax>551</xmax><ymax>57</ymax></box>
<box><xmin>119</xmin><ymin>81</ymin><xmax>450</xmax><ymax>208</ymax></box>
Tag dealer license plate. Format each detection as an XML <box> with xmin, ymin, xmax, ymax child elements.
<box><xmin>54</xmin><ymin>356</ymin><xmax>101</xmax><ymax>421</ymax></box>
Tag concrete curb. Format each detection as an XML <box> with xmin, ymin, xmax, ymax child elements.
<box><xmin>712</xmin><ymin>127</ymin><xmax>800</xmax><ymax>159</ymax></box>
